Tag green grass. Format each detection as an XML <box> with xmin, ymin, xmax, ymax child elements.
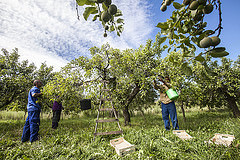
<box><xmin>0</xmin><ymin>109</ymin><xmax>240</xmax><ymax>159</ymax></box>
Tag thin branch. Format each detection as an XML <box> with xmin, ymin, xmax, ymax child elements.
<box><xmin>216</xmin><ymin>0</ymin><xmax>223</xmax><ymax>37</ymax></box>
<box><xmin>208</xmin><ymin>0</ymin><xmax>223</xmax><ymax>36</ymax></box>
<box><xmin>76</xmin><ymin>2</ymin><xmax>80</xmax><ymax>20</ymax></box>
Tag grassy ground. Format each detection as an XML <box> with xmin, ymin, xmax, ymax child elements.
<box><xmin>0</xmin><ymin>109</ymin><xmax>240</xmax><ymax>160</ymax></box>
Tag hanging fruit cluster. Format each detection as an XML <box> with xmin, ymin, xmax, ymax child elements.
<box><xmin>160</xmin><ymin>0</ymin><xmax>174</xmax><ymax>12</ymax></box>
<box><xmin>76</xmin><ymin>0</ymin><xmax>124</xmax><ymax>37</ymax></box>
<box><xmin>100</xmin><ymin>0</ymin><xmax>118</xmax><ymax>37</ymax></box>
<box><xmin>158</xmin><ymin>0</ymin><xmax>228</xmax><ymax>58</ymax></box>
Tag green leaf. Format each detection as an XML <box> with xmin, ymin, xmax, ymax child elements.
<box><xmin>173</xmin><ymin>33</ymin><xmax>179</xmax><ymax>39</ymax></box>
<box><xmin>85</xmin><ymin>0</ymin><xmax>96</xmax><ymax>5</ymax></box>
<box><xmin>211</xmin><ymin>47</ymin><xmax>226</xmax><ymax>52</ymax></box>
<box><xmin>173</xmin><ymin>2</ymin><xmax>182</xmax><ymax>9</ymax></box>
<box><xmin>168</xmin><ymin>29</ymin><xmax>174</xmax><ymax>39</ymax></box>
<box><xmin>184</xmin><ymin>38</ymin><xmax>192</xmax><ymax>48</ymax></box>
<box><xmin>83</xmin><ymin>7</ymin><xmax>97</xmax><ymax>21</ymax></box>
<box><xmin>76</xmin><ymin>0</ymin><xmax>87</xmax><ymax>6</ymax></box>
<box><xmin>169</xmin><ymin>56</ymin><xmax>174</xmax><ymax>63</ymax></box>
<box><xmin>158</xmin><ymin>37</ymin><xmax>167</xmax><ymax>45</ymax></box>
<box><xmin>115</xmin><ymin>10</ymin><xmax>123</xmax><ymax>17</ymax></box>
<box><xmin>156</xmin><ymin>22</ymin><xmax>169</xmax><ymax>30</ymax></box>
<box><xmin>168</xmin><ymin>47</ymin><xmax>172</xmax><ymax>52</ymax></box>
<box><xmin>116</xmin><ymin>18</ymin><xmax>124</xmax><ymax>24</ymax></box>
<box><xmin>210</xmin><ymin>51</ymin><xmax>229</xmax><ymax>58</ymax></box>
<box><xmin>195</xmin><ymin>54</ymin><xmax>205</xmax><ymax>62</ymax></box>
<box><xmin>92</xmin><ymin>14</ymin><xmax>99</xmax><ymax>21</ymax></box>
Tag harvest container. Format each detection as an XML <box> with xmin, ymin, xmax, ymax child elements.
<box><xmin>110</xmin><ymin>137</ymin><xmax>135</xmax><ymax>156</ymax></box>
<box><xmin>166</xmin><ymin>88</ymin><xmax>179</xmax><ymax>100</ymax></box>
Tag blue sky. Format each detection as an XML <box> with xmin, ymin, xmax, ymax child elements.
<box><xmin>0</xmin><ymin>0</ymin><xmax>239</xmax><ymax>71</ymax></box>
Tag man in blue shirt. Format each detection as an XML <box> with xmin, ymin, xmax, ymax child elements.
<box><xmin>21</xmin><ymin>80</ymin><xmax>43</xmax><ymax>143</ymax></box>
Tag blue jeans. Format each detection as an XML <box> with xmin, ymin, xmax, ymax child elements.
<box><xmin>21</xmin><ymin>111</ymin><xmax>40</xmax><ymax>142</ymax></box>
<box><xmin>161</xmin><ymin>101</ymin><xmax>179</xmax><ymax>130</ymax></box>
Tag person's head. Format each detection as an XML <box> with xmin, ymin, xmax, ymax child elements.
<box><xmin>33</xmin><ymin>80</ymin><xmax>42</xmax><ymax>88</ymax></box>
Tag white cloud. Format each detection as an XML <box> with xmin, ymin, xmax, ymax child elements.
<box><xmin>0</xmin><ymin>0</ymin><xmax>155</xmax><ymax>71</ymax></box>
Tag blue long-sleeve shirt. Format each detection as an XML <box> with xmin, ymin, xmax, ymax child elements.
<box><xmin>27</xmin><ymin>86</ymin><xmax>41</xmax><ymax>111</ymax></box>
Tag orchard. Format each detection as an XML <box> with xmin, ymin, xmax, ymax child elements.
<box><xmin>0</xmin><ymin>0</ymin><xmax>240</xmax><ymax>159</ymax></box>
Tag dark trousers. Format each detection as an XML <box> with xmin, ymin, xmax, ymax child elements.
<box><xmin>21</xmin><ymin>111</ymin><xmax>40</xmax><ymax>142</ymax></box>
<box><xmin>161</xmin><ymin>101</ymin><xmax>179</xmax><ymax>130</ymax></box>
<box><xmin>52</xmin><ymin>110</ymin><xmax>61</xmax><ymax>129</ymax></box>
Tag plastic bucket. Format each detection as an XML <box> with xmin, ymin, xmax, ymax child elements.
<box><xmin>166</xmin><ymin>88</ymin><xmax>179</xmax><ymax>100</ymax></box>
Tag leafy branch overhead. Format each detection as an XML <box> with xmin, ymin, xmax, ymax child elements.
<box><xmin>76</xmin><ymin>0</ymin><xmax>124</xmax><ymax>37</ymax></box>
<box><xmin>157</xmin><ymin>0</ymin><xmax>229</xmax><ymax>76</ymax></box>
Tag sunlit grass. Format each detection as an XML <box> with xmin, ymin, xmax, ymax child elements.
<box><xmin>1</xmin><ymin>108</ymin><xmax>240</xmax><ymax>159</ymax></box>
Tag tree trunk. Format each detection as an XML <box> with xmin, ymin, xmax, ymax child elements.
<box><xmin>225</xmin><ymin>92</ymin><xmax>240</xmax><ymax>117</ymax></box>
<box><xmin>24</xmin><ymin>111</ymin><xmax>27</xmax><ymax>120</ymax></box>
<box><xmin>180</xmin><ymin>101</ymin><xmax>186</xmax><ymax>122</ymax></box>
<box><xmin>122</xmin><ymin>105</ymin><xmax>131</xmax><ymax>126</ymax></box>
<box><xmin>122</xmin><ymin>82</ymin><xmax>140</xmax><ymax>126</ymax></box>
<box><xmin>138</xmin><ymin>106</ymin><xmax>145</xmax><ymax>120</ymax></box>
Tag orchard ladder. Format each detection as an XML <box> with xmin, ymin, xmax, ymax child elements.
<box><xmin>93</xmin><ymin>80</ymin><xmax>123</xmax><ymax>140</ymax></box>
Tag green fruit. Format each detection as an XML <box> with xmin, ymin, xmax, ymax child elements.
<box><xmin>108</xmin><ymin>4</ymin><xmax>117</xmax><ymax>15</ymax></box>
<box><xmin>165</xmin><ymin>0</ymin><xmax>171</xmax><ymax>6</ymax></box>
<box><xmin>189</xmin><ymin>1</ymin><xmax>199</xmax><ymax>10</ymax></box>
<box><xmin>210</xmin><ymin>36</ymin><xmax>221</xmax><ymax>46</ymax></box>
<box><xmin>203</xmin><ymin>4</ymin><xmax>213</xmax><ymax>14</ymax></box>
<box><xmin>183</xmin><ymin>0</ymin><xmax>191</xmax><ymax>5</ymax></box>
<box><xmin>198</xmin><ymin>0</ymin><xmax>207</xmax><ymax>5</ymax></box>
<box><xmin>105</xmin><ymin>25</ymin><xmax>109</xmax><ymax>30</ymax></box>
<box><xmin>200</xmin><ymin>37</ymin><xmax>212</xmax><ymax>48</ymax></box>
<box><xmin>161</xmin><ymin>4</ymin><xmax>167</xmax><ymax>12</ymax></box>
<box><xmin>103</xmin><ymin>33</ymin><xmax>107</xmax><ymax>37</ymax></box>
<box><xmin>104</xmin><ymin>0</ymin><xmax>111</xmax><ymax>6</ymax></box>
<box><xmin>194</xmin><ymin>14</ymin><xmax>203</xmax><ymax>21</ymax></box>
<box><xmin>101</xmin><ymin>11</ymin><xmax>111</xmax><ymax>22</ymax></box>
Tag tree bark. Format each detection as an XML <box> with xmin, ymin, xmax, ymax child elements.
<box><xmin>181</xmin><ymin>101</ymin><xmax>186</xmax><ymax>122</ymax></box>
<box><xmin>224</xmin><ymin>92</ymin><xmax>240</xmax><ymax>117</ymax></box>
<box><xmin>122</xmin><ymin>82</ymin><xmax>140</xmax><ymax>126</ymax></box>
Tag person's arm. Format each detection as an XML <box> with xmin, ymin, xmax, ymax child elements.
<box><xmin>158</xmin><ymin>77</ymin><xmax>171</xmax><ymax>90</ymax></box>
<box><xmin>32</xmin><ymin>92</ymin><xmax>42</xmax><ymax>97</ymax></box>
<box><xmin>153</xmin><ymin>79</ymin><xmax>160</xmax><ymax>90</ymax></box>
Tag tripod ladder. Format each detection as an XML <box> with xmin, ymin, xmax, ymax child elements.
<box><xmin>93</xmin><ymin>80</ymin><xmax>123</xmax><ymax>140</ymax></box>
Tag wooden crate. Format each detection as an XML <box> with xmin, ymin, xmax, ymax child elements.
<box><xmin>207</xmin><ymin>133</ymin><xmax>235</xmax><ymax>147</ymax></box>
<box><xmin>173</xmin><ymin>130</ymin><xmax>193</xmax><ymax>140</ymax></box>
<box><xmin>110</xmin><ymin>137</ymin><xmax>135</xmax><ymax>156</ymax></box>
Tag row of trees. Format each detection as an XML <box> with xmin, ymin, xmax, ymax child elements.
<box><xmin>2</xmin><ymin>34</ymin><xmax>239</xmax><ymax>125</ymax></box>
<box><xmin>0</xmin><ymin>48</ymin><xmax>55</xmax><ymax>111</ymax></box>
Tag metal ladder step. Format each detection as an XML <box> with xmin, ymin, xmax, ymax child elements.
<box><xmin>94</xmin><ymin>130</ymin><xmax>123</xmax><ymax>136</ymax></box>
<box><xmin>96</xmin><ymin>119</ymin><xmax>119</xmax><ymax>123</ymax></box>
<box><xmin>98</xmin><ymin>108</ymin><xmax>113</xmax><ymax>111</ymax></box>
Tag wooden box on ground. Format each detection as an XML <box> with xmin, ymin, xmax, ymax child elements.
<box><xmin>110</xmin><ymin>137</ymin><xmax>135</xmax><ymax>156</ymax></box>
<box><xmin>207</xmin><ymin>133</ymin><xmax>235</xmax><ymax>147</ymax></box>
<box><xmin>173</xmin><ymin>130</ymin><xmax>193</xmax><ymax>140</ymax></box>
